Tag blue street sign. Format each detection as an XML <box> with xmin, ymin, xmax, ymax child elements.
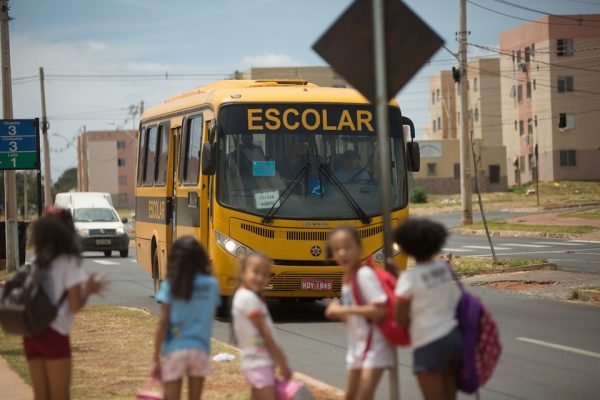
<box><xmin>0</xmin><ymin>119</ymin><xmax>39</xmax><ymax>170</ymax></box>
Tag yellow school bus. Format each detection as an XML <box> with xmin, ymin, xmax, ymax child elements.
<box><xmin>135</xmin><ymin>79</ymin><xmax>419</xmax><ymax>305</ymax></box>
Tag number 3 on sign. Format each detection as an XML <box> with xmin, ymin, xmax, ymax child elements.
<box><xmin>9</xmin><ymin>141</ymin><xmax>17</xmax><ymax>151</ymax></box>
<box><xmin>8</xmin><ymin>125</ymin><xmax>16</xmax><ymax>135</ymax></box>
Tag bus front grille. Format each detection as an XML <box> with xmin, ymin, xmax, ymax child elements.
<box><xmin>359</xmin><ymin>224</ymin><xmax>383</xmax><ymax>239</ymax></box>
<box><xmin>268</xmin><ymin>272</ymin><xmax>344</xmax><ymax>292</ymax></box>
<box><xmin>285</xmin><ymin>224</ymin><xmax>383</xmax><ymax>241</ymax></box>
<box><xmin>241</xmin><ymin>223</ymin><xmax>275</xmax><ymax>238</ymax></box>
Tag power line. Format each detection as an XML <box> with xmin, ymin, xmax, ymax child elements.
<box><xmin>490</xmin><ymin>0</ymin><xmax>600</xmax><ymax>25</ymax></box>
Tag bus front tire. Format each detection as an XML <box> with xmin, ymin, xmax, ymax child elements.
<box><xmin>152</xmin><ymin>251</ymin><xmax>162</xmax><ymax>296</ymax></box>
<box><xmin>120</xmin><ymin>249</ymin><xmax>129</xmax><ymax>258</ymax></box>
<box><xmin>103</xmin><ymin>251</ymin><xmax>111</xmax><ymax>257</ymax></box>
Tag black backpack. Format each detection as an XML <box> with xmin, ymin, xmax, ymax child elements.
<box><xmin>0</xmin><ymin>262</ymin><xmax>67</xmax><ymax>337</ymax></box>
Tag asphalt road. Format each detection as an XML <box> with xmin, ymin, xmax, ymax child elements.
<box><xmin>84</xmin><ymin>239</ymin><xmax>600</xmax><ymax>400</ymax></box>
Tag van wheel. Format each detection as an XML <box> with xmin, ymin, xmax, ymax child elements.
<box><xmin>120</xmin><ymin>249</ymin><xmax>129</xmax><ymax>258</ymax></box>
<box><xmin>152</xmin><ymin>251</ymin><xmax>162</xmax><ymax>296</ymax></box>
<box><xmin>103</xmin><ymin>251</ymin><xmax>111</xmax><ymax>257</ymax></box>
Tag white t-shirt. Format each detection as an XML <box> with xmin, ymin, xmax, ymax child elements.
<box><xmin>394</xmin><ymin>261</ymin><xmax>461</xmax><ymax>349</ymax></box>
<box><xmin>40</xmin><ymin>255</ymin><xmax>88</xmax><ymax>335</ymax></box>
<box><xmin>232</xmin><ymin>287</ymin><xmax>275</xmax><ymax>370</ymax></box>
<box><xmin>341</xmin><ymin>266</ymin><xmax>395</xmax><ymax>370</ymax></box>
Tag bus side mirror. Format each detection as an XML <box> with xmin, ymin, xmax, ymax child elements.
<box><xmin>407</xmin><ymin>142</ymin><xmax>420</xmax><ymax>172</ymax></box>
<box><xmin>201</xmin><ymin>142</ymin><xmax>216</xmax><ymax>175</ymax></box>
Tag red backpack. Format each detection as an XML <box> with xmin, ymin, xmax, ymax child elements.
<box><xmin>351</xmin><ymin>260</ymin><xmax>410</xmax><ymax>348</ymax></box>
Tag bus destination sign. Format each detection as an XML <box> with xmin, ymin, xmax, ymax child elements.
<box><xmin>0</xmin><ymin>119</ymin><xmax>39</xmax><ymax>170</ymax></box>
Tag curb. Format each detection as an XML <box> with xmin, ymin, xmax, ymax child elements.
<box><xmin>212</xmin><ymin>338</ymin><xmax>345</xmax><ymax>398</ymax></box>
<box><xmin>452</xmin><ymin>228</ymin><xmax>580</xmax><ymax>240</ymax></box>
<box><xmin>459</xmin><ymin>263</ymin><xmax>557</xmax><ymax>277</ymax></box>
<box><xmin>579</xmin><ymin>289</ymin><xmax>600</xmax><ymax>302</ymax></box>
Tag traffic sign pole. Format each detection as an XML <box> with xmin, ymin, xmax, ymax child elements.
<box><xmin>1</xmin><ymin>0</ymin><xmax>18</xmax><ymax>271</ymax></box>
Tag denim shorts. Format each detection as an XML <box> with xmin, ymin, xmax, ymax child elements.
<box><xmin>413</xmin><ymin>327</ymin><xmax>462</xmax><ymax>374</ymax></box>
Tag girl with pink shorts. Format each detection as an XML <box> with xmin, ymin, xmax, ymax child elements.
<box><xmin>232</xmin><ymin>253</ymin><xmax>292</xmax><ymax>400</ymax></box>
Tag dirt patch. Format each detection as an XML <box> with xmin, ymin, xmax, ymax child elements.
<box><xmin>485</xmin><ymin>280</ymin><xmax>556</xmax><ymax>292</ymax></box>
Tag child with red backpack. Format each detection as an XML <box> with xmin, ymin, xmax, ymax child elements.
<box><xmin>393</xmin><ymin>219</ymin><xmax>463</xmax><ymax>400</ymax></box>
<box><xmin>324</xmin><ymin>226</ymin><xmax>396</xmax><ymax>400</ymax></box>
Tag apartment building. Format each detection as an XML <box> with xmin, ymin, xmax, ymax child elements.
<box><xmin>427</xmin><ymin>70</ymin><xmax>457</xmax><ymax>140</ymax></box>
<box><xmin>499</xmin><ymin>14</ymin><xmax>600</xmax><ymax>185</ymax></box>
<box><xmin>234</xmin><ymin>66</ymin><xmax>349</xmax><ymax>88</ymax></box>
<box><xmin>77</xmin><ymin>130</ymin><xmax>137</xmax><ymax>209</ymax></box>
<box><xmin>418</xmin><ymin>57</ymin><xmax>507</xmax><ymax>193</ymax></box>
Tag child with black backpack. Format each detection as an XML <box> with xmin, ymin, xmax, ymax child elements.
<box><xmin>324</xmin><ymin>226</ymin><xmax>394</xmax><ymax>400</ymax></box>
<box><xmin>22</xmin><ymin>206</ymin><xmax>108</xmax><ymax>399</ymax></box>
<box><xmin>393</xmin><ymin>219</ymin><xmax>462</xmax><ymax>400</ymax></box>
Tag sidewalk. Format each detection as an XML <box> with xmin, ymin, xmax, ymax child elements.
<box><xmin>0</xmin><ymin>356</ymin><xmax>32</xmax><ymax>400</ymax></box>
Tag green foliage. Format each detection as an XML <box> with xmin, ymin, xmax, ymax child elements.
<box><xmin>410</xmin><ymin>187</ymin><xmax>428</xmax><ymax>203</ymax></box>
<box><xmin>568</xmin><ymin>288</ymin><xmax>580</xmax><ymax>300</ymax></box>
<box><xmin>508</xmin><ymin>181</ymin><xmax>534</xmax><ymax>194</ymax></box>
<box><xmin>53</xmin><ymin>167</ymin><xmax>78</xmax><ymax>196</ymax></box>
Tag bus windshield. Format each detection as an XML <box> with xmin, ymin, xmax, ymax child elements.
<box><xmin>216</xmin><ymin>104</ymin><xmax>407</xmax><ymax>220</ymax></box>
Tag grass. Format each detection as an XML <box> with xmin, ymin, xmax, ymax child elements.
<box><xmin>0</xmin><ymin>306</ymin><xmax>341</xmax><ymax>400</ymax></box>
<box><xmin>411</xmin><ymin>181</ymin><xmax>600</xmax><ymax>213</ymax></box>
<box><xmin>558</xmin><ymin>207</ymin><xmax>600</xmax><ymax>220</ymax></box>
<box><xmin>461</xmin><ymin>219</ymin><xmax>598</xmax><ymax>235</ymax></box>
<box><xmin>450</xmin><ymin>256</ymin><xmax>548</xmax><ymax>276</ymax></box>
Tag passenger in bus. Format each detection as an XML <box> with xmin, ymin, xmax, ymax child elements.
<box><xmin>153</xmin><ymin>237</ymin><xmax>220</xmax><ymax>400</ymax></box>
<box><xmin>325</xmin><ymin>226</ymin><xmax>393</xmax><ymax>400</ymax></box>
<box><xmin>280</xmin><ymin>141</ymin><xmax>309</xmax><ymax>180</ymax></box>
<box><xmin>231</xmin><ymin>253</ymin><xmax>292</xmax><ymax>400</ymax></box>
<box><xmin>335</xmin><ymin>150</ymin><xmax>371</xmax><ymax>183</ymax></box>
<box><xmin>228</xmin><ymin>134</ymin><xmax>266</xmax><ymax>178</ymax></box>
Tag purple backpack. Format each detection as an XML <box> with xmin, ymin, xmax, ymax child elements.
<box><xmin>450</xmin><ymin>265</ymin><xmax>502</xmax><ymax>394</ymax></box>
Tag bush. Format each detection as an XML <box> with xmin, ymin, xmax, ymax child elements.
<box><xmin>410</xmin><ymin>187</ymin><xmax>428</xmax><ymax>203</ymax></box>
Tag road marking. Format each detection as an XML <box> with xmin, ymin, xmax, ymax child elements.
<box><xmin>570</xmin><ymin>240</ymin><xmax>600</xmax><ymax>244</ymax></box>
<box><xmin>129</xmin><ymin>259</ymin><xmax>138</xmax><ymax>263</ymax></box>
<box><xmin>442</xmin><ymin>247</ymin><xmax>472</xmax><ymax>253</ymax></box>
<box><xmin>503</xmin><ymin>243</ymin><xmax>550</xmax><ymax>248</ymax></box>
<box><xmin>463</xmin><ymin>245</ymin><xmax>511</xmax><ymax>250</ymax></box>
<box><xmin>92</xmin><ymin>259</ymin><xmax>119</xmax><ymax>266</ymax></box>
<box><xmin>517</xmin><ymin>337</ymin><xmax>600</xmax><ymax>360</ymax></box>
<box><xmin>469</xmin><ymin>249</ymin><xmax>598</xmax><ymax>257</ymax></box>
<box><xmin>532</xmin><ymin>241</ymin><xmax>584</xmax><ymax>246</ymax></box>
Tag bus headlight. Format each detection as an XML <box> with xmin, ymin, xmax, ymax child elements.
<box><xmin>216</xmin><ymin>231</ymin><xmax>251</xmax><ymax>258</ymax></box>
<box><xmin>372</xmin><ymin>243</ymin><xmax>401</xmax><ymax>264</ymax></box>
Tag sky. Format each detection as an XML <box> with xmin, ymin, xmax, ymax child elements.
<box><xmin>5</xmin><ymin>0</ymin><xmax>600</xmax><ymax>180</ymax></box>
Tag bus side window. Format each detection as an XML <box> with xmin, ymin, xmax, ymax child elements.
<box><xmin>144</xmin><ymin>126</ymin><xmax>158</xmax><ymax>186</ymax></box>
<box><xmin>155</xmin><ymin>124</ymin><xmax>169</xmax><ymax>185</ymax></box>
<box><xmin>137</xmin><ymin>127</ymin><xmax>149</xmax><ymax>185</ymax></box>
<box><xmin>180</xmin><ymin>115</ymin><xmax>203</xmax><ymax>185</ymax></box>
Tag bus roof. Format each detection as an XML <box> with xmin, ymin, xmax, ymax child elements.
<box><xmin>141</xmin><ymin>79</ymin><xmax>400</xmax><ymax>121</ymax></box>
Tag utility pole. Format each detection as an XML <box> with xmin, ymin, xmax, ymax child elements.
<box><xmin>39</xmin><ymin>67</ymin><xmax>52</xmax><ymax>206</ymax></box>
<box><xmin>1</xmin><ymin>0</ymin><xmax>18</xmax><ymax>271</ymax></box>
<box><xmin>23</xmin><ymin>171</ymin><xmax>27</xmax><ymax>219</ymax></box>
<box><xmin>459</xmin><ymin>0</ymin><xmax>473</xmax><ymax>225</ymax></box>
<box><xmin>140</xmin><ymin>100</ymin><xmax>144</xmax><ymax>116</ymax></box>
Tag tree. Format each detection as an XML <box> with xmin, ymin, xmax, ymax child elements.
<box><xmin>53</xmin><ymin>167</ymin><xmax>78</xmax><ymax>196</ymax></box>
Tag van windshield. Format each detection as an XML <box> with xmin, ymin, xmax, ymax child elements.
<box><xmin>73</xmin><ymin>208</ymin><xmax>120</xmax><ymax>223</ymax></box>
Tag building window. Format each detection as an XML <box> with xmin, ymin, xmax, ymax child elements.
<box><xmin>526</xmin><ymin>82</ymin><xmax>532</xmax><ymax>99</ymax></box>
<box><xmin>437</xmin><ymin>117</ymin><xmax>441</xmax><ymax>131</ymax></box>
<box><xmin>474</xmin><ymin>108</ymin><xmax>479</xmax><ymax>122</ymax></box>
<box><xmin>559</xmin><ymin>150</ymin><xmax>576</xmax><ymax>167</ymax></box>
<box><xmin>528</xmin><ymin>154</ymin><xmax>535</xmax><ymax>171</ymax></box>
<box><xmin>432</xmin><ymin>120</ymin><xmax>436</xmax><ymax>132</ymax></box>
<box><xmin>557</xmin><ymin>76</ymin><xmax>574</xmax><ymax>93</ymax></box>
<box><xmin>454</xmin><ymin>163</ymin><xmax>460</xmax><ymax>179</ymax></box>
<box><xmin>436</xmin><ymin>88</ymin><xmax>440</xmax><ymax>101</ymax></box>
<box><xmin>559</xmin><ymin>113</ymin><xmax>576</xmax><ymax>130</ymax></box>
<box><xmin>489</xmin><ymin>165</ymin><xmax>500</xmax><ymax>184</ymax></box>
<box><xmin>533</xmin><ymin>79</ymin><xmax>536</xmax><ymax>90</ymax></box>
<box><xmin>524</xmin><ymin>47</ymin><xmax>531</xmax><ymax>62</ymax></box>
<box><xmin>118</xmin><ymin>158</ymin><xmax>126</xmax><ymax>167</ymax></box>
<box><xmin>520</xmin><ymin>155</ymin><xmax>526</xmax><ymax>171</ymax></box>
<box><xmin>432</xmin><ymin>91</ymin><xmax>435</xmax><ymax>104</ymax></box>
<box><xmin>118</xmin><ymin>175</ymin><xmax>127</xmax><ymax>185</ymax></box>
<box><xmin>516</xmin><ymin>50</ymin><xmax>522</xmax><ymax>64</ymax></box>
<box><xmin>534</xmin><ymin>115</ymin><xmax>538</xmax><ymax>127</ymax></box>
<box><xmin>519</xmin><ymin>120</ymin><xmax>524</xmax><ymax>136</ymax></box>
<box><xmin>473</xmin><ymin>78</ymin><xmax>478</xmax><ymax>92</ymax></box>
<box><xmin>557</xmin><ymin>39</ymin><xmax>574</xmax><ymax>56</ymax></box>
<box><xmin>117</xmin><ymin>140</ymin><xmax>126</xmax><ymax>149</ymax></box>
<box><xmin>514</xmin><ymin>120</ymin><xmax>517</xmax><ymax>131</ymax></box>
<box><xmin>527</xmin><ymin>118</ymin><xmax>533</xmax><ymax>135</ymax></box>
<box><xmin>427</xmin><ymin>163</ymin><xmax>437</xmax><ymax>176</ymax></box>
<box><xmin>517</xmin><ymin>85</ymin><xmax>523</xmax><ymax>102</ymax></box>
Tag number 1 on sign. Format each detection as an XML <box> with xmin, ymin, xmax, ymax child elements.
<box><xmin>11</xmin><ymin>157</ymin><xmax>16</xmax><ymax>167</ymax></box>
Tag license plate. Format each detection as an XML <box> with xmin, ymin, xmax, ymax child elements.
<box><xmin>301</xmin><ymin>279</ymin><xmax>333</xmax><ymax>290</ymax></box>
<box><xmin>96</xmin><ymin>239</ymin><xmax>111</xmax><ymax>245</ymax></box>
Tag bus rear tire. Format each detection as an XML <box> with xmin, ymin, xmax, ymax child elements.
<box><xmin>103</xmin><ymin>251</ymin><xmax>111</xmax><ymax>257</ymax></box>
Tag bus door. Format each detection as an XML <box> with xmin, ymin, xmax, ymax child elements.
<box><xmin>174</xmin><ymin>113</ymin><xmax>204</xmax><ymax>241</ymax></box>
<box><xmin>168</xmin><ymin>126</ymin><xmax>181</xmax><ymax>247</ymax></box>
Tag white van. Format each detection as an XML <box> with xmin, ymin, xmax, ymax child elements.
<box><xmin>55</xmin><ymin>192</ymin><xmax>113</xmax><ymax>209</ymax></box>
<box><xmin>67</xmin><ymin>197</ymin><xmax>130</xmax><ymax>258</ymax></box>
